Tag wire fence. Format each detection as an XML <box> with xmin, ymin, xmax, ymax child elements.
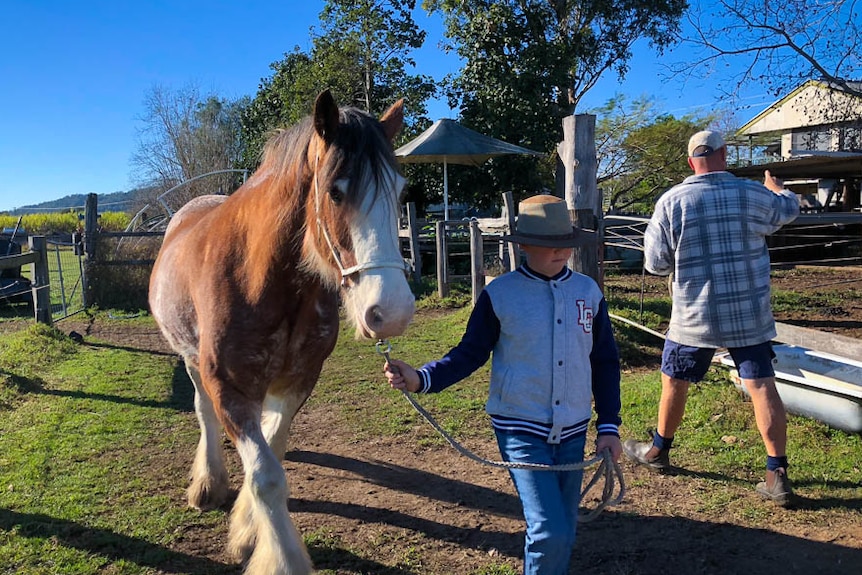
<box><xmin>46</xmin><ymin>238</ymin><xmax>85</xmax><ymax>321</ymax></box>
<box><xmin>0</xmin><ymin>237</ymin><xmax>86</xmax><ymax>322</ymax></box>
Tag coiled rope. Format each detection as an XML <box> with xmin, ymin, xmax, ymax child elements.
<box><xmin>376</xmin><ymin>340</ymin><xmax>625</xmax><ymax>522</ymax></box>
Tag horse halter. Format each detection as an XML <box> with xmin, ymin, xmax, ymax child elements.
<box><xmin>313</xmin><ymin>152</ymin><xmax>411</xmax><ymax>287</ymax></box>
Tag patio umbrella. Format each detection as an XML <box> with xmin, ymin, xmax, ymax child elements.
<box><xmin>394</xmin><ymin>119</ymin><xmax>543</xmax><ymax>220</ymax></box>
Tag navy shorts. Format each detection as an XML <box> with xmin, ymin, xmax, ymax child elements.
<box><xmin>661</xmin><ymin>339</ymin><xmax>775</xmax><ymax>382</ymax></box>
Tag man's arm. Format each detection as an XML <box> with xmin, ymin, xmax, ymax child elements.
<box><xmin>643</xmin><ymin>208</ymin><xmax>674</xmax><ymax>276</ymax></box>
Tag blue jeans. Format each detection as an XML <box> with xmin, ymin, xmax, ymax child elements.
<box><xmin>495</xmin><ymin>430</ymin><xmax>586</xmax><ymax>575</ymax></box>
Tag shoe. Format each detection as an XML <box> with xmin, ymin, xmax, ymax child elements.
<box><xmin>622</xmin><ymin>439</ymin><xmax>671</xmax><ymax>472</ymax></box>
<box><xmin>756</xmin><ymin>468</ymin><xmax>794</xmax><ymax>507</ymax></box>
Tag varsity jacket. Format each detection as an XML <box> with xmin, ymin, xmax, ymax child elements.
<box><xmin>416</xmin><ymin>264</ymin><xmax>621</xmax><ymax>444</ymax></box>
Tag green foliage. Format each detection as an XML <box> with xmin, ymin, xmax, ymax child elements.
<box><xmin>98</xmin><ymin>211</ymin><xmax>133</xmax><ymax>231</ymax></box>
<box><xmin>593</xmin><ymin>95</ymin><xmax>714</xmax><ymax>214</ymax></box>
<box><xmin>239</xmin><ymin>49</ymin><xmax>319</xmax><ymax>169</ymax></box>
<box><xmin>240</xmin><ymin>0</ymin><xmax>436</xmax><ymax>172</ymax></box>
<box><xmin>0</xmin><ymin>211</ymin><xmax>130</xmax><ymax>235</ymax></box>
<box><xmin>427</xmin><ymin>0</ymin><xmax>688</xmax><ymax>207</ymax></box>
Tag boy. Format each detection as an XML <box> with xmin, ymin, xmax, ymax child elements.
<box><xmin>384</xmin><ymin>195</ymin><xmax>622</xmax><ymax>575</ymax></box>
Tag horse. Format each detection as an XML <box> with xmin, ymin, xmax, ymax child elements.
<box><xmin>148</xmin><ymin>90</ymin><xmax>415</xmax><ymax>575</ymax></box>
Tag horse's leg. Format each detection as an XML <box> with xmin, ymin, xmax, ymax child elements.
<box><xmin>228</xmin><ymin>424</ymin><xmax>312</xmax><ymax>575</ymax></box>
<box><xmin>229</xmin><ymin>388</ymin><xmax>313</xmax><ymax>571</ymax></box>
<box><xmin>262</xmin><ymin>388</ymin><xmax>311</xmax><ymax>459</ymax></box>
<box><xmin>185</xmin><ymin>363</ymin><xmax>230</xmax><ymax>510</ymax></box>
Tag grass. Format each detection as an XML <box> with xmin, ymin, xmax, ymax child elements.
<box><xmin>0</xmin><ymin>323</ymin><xmax>231</xmax><ymax>575</ymax></box>
<box><xmin>0</xmin><ymin>285</ymin><xmax>861</xmax><ymax>573</ymax></box>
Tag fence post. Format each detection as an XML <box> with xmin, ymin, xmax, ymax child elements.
<box><xmin>82</xmin><ymin>193</ymin><xmax>100</xmax><ymax>307</ymax></box>
<box><xmin>406</xmin><ymin>202</ymin><xmax>422</xmax><ymax>283</ymax></box>
<box><xmin>84</xmin><ymin>193</ymin><xmax>99</xmax><ymax>258</ymax></box>
<box><xmin>436</xmin><ymin>220</ymin><xmax>449</xmax><ymax>298</ymax></box>
<box><xmin>29</xmin><ymin>236</ymin><xmax>52</xmax><ymax>326</ymax></box>
<box><xmin>469</xmin><ymin>219</ymin><xmax>484</xmax><ymax>305</ymax></box>
<box><xmin>559</xmin><ymin>114</ymin><xmax>601</xmax><ymax>287</ymax></box>
<box><xmin>502</xmin><ymin>192</ymin><xmax>519</xmax><ymax>271</ymax></box>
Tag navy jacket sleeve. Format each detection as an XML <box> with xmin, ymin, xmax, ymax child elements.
<box><xmin>590</xmin><ymin>298</ymin><xmax>622</xmax><ymax>435</ymax></box>
<box><xmin>417</xmin><ymin>290</ymin><xmax>500</xmax><ymax>393</ymax></box>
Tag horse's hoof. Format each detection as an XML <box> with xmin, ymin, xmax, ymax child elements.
<box><xmin>188</xmin><ymin>477</ymin><xmax>229</xmax><ymax>510</ymax></box>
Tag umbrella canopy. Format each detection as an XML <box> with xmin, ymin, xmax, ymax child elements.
<box><xmin>395</xmin><ymin>119</ymin><xmax>543</xmax><ymax>219</ymax></box>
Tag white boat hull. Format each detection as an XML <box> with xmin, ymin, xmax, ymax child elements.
<box><xmin>718</xmin><ymin>344</ymin><xmax>862</xmax><ymax>434</ymax></box>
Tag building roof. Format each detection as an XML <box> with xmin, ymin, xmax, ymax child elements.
<box><xmin>736</xmin><ymin>79</ymin><xmax>862</xmax><ymax>137</ymax></box>
<box><xmin>729</xmin><ymin>153</ymin><xmax>862</xmax><ymax>180</ymax></box>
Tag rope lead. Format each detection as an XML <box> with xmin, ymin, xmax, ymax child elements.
<box><xmin>377</xmin><ymin>339</ymin><xmax>626</xmax><ymax>522</ymax></box>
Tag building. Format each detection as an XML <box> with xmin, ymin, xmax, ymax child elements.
<box><xmin>736</xmin><ymin>79</ymin><xmax>862</xmax><ymax>160</ymax></box>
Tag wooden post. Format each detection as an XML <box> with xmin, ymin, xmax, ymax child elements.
<box><xmin>502</xmin><ymin>191</ymin><xmax>519</xmax><ymax>271</ymax></box>
<box><xmin>436</xmin><ymin>220</ymin><xmax>448</xmax><ymax>298</ymax></box>
<box><xmin>84</xmin><ymin>193</ymin><xmax>99</xmax><ymax>258</ymax></box>
<box><xmin>469</xmin><ymin>219</ymin><xmax>484</xmax><ymax>305</ymax></box>
<box><xmin>29</xmin><ymin>236</ymin><xmax>52</xmax><ymax>326</ymax></box>
<box><xmin>558</xmin><ymin>114</ymin><xmax>601</xmax><ymax>286</ymax></box>
<box><xmin>406</xmin><ymin>202</ymin><xmax>422</xmax><ymax>283</ymax></box>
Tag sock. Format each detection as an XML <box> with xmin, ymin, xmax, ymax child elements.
<box><xmin>766</xmin><ymin>455</ymin><xmax>789</xmax><ymax>472</ymax></box>
<box><xmin>652</xmin><ymin>432</ymin><xmax>673</xmax><ymax>451</ymax></box>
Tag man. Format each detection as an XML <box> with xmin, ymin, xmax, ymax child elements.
<box><xmin>623</xmin><ymin>130</ymin><xmax>800</xmax><ymax>506</ymax></box>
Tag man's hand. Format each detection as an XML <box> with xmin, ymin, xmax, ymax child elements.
<box><xmin>763</xmin><ymin>169</ymin><xmax>786</xmax><ymax>193</ymax></box>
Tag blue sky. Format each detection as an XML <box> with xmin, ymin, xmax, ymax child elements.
<box><xmin>0</xmin><ymin>1</ymin><xmax>769</xmax><ymax>213</ymax></box>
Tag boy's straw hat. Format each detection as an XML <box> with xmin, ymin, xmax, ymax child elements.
<box><xmin>501</xmin><ymin>195</ymin><xmax>595</xmax><ymax>248</ymax></box>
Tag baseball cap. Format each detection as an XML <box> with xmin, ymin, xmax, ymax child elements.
<box><xmin>688</xmin><ymin>130</ymin><xmax>726</xmax><ymax>158</ymax></box>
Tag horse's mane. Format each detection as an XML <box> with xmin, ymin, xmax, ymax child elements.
<box><xmin>258</xmin><ymin>106</ymin><xmax>400</xmax><ymax>214</ymax></box>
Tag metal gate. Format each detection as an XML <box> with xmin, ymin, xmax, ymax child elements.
<box><xmin>46</xmin><ymin>236</ymin><xmax>86</xmax><ymax>321</ymax></box>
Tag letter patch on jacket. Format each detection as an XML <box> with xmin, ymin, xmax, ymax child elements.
<box><xmin>576</xmin><ymin>300</ymin><xmax>593</xmax><ymax>333</ymax></box>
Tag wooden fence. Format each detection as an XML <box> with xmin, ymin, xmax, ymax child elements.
<box><xmin>0</xmin><ymin>236</ymin><xmax>51</xmax><ymax>325</ymax></box>
<box><xmin>80</xmin><ymin>192</ymin><xmax>526</xmax><ymax>308</ymax></box>
<box><xmin>399</xmin><ymin>192</ymin><xmax>519</xmax><ymax>303</ymax></box>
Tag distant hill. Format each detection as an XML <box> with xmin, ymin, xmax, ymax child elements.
<box><xmin>7</xmin><ymin>189</ymin><xmax>144</xmax><ymax>215</ymax></box>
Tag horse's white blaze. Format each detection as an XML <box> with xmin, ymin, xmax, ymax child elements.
<box><xmin>344</xmin><ymin>170</ymin><xmax>414</xmax><ymax>339</ymax></box>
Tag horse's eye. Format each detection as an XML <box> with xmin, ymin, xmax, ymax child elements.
<box><xmin>329</xmin><ymin>187</ymin><xmax>344</xmax><ymax>205</ymax></box>
<box><xmin>329</xmin><ymin>178</ymin><xmax>348</xmax><ymax>205</ymax></box>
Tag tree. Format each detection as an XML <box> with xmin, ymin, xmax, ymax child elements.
<box><xmin>317</xmin><ymin>0</ymin><xmax>434</xmax><ymax>115</ymax></box>
<box><xmin>423</xmin><ymin>0</ymin><xmax>688</xmax><ymax>208</ymax></box>
<box><xmin>240</xmin><ymin>0</ymin><xmax>436</xmax><ymax>171</ymax></box>
<box><xmin>592</xmin><ymin>95</ymin><xmax>712</xmax><ymax>214</ymax></box>
<box><xmin>132</xmin><ymin>84</ymin><xmax>248</xmax><ymax>212</ymax></box>
<box><xmin>675</xmin><ymin>1</ymin><xmax>862</xmax><ymax>112</ymax></box>
<box><xmin>239</xmin><ymin>50</ymin><xmax>320</xmax><ymax>169</ymax></box>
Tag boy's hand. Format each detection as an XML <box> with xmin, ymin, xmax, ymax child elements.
<box><xmin>384</xmin><ymin>359</ymin><xmax>421</xmax><ymax>393</ymax></box>
<box><xmin>596</xmin><ymin>435</ymin><xmax>622</xmax><ymax>462</ymax></box>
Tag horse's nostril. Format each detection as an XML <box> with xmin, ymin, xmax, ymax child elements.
<box><xmin>366</xmin><ymin>305</ymin><xmax>384</xmax><ymax>330</ymax></box>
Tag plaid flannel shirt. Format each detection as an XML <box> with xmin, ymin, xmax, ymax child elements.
<box><xmin>644</xmin><ymin>171</ymin><xmax>799</xmax><ymax>348</ymax></box>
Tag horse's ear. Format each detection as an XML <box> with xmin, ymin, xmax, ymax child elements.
<box><xmin>313</xmin><ymin>90</ymin><xmax>339</xmax><ymax>143</ymax></box>
<box><xmin>379</xmin><ymin>99</ymin><xmax>404</xmax><ymax>142</ymax></box>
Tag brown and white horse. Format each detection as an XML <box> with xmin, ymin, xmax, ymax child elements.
<box><xmin>149</xmin><ymin>90</ymin><xmax>415</xmax><ymax>575</ymax></box>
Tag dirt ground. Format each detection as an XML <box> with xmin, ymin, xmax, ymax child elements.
<box><xmin>48</xmin><ymin>266</ymin><xmax>862</xmax><ymax>574</ymax></box>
